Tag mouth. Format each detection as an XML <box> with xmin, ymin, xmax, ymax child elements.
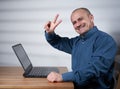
<box><xmin>76</xmin><ymin>24</ymin><xmax>86</xmax><ymax>31</ymax></box>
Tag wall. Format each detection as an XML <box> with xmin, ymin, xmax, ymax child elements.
<box><xmin>0</xmin><ymin>0</ymin><xmax>120</xmax><ymax>71</ymax></box>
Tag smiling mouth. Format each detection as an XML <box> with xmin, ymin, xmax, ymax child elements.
<box><xmin>77</xmin><ymin>24</ymin><xmax>86</xmax><ymax>31</ymax></box>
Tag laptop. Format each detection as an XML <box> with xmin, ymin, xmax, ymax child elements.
<box><xmin>12</xmin><ymin>43</ymin><xmax>59</xmax><ymax>78</ymax></box>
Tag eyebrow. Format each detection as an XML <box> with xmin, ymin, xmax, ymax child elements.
<box><xmin>72</xmin><ymin>17</ymin><xmax>83</xmax><ymax>25</ymax></box>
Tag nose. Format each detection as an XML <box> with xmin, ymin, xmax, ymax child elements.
<box><xmin>76</xmin><ymin>21</ymin><xmax>81</xmax><ymax>27</ymax></box>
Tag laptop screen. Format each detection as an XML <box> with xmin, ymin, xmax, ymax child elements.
<box><xmin>12</xmin><ymin>44</ymin><xmax>32</xmax><ymax>70</ymax></box>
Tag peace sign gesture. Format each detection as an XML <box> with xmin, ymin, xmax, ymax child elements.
<box><xmin>44</xmin><ymin>14</ymin><xmax>62</xmax><ymax>34</ymax></box>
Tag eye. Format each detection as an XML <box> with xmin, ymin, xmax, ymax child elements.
<box><xmin>72</xmin><ymin>21</ymin><xmax>76</xmax><ymax>25</ymax></box>
<box><xmin>78</xmin><ymin>17</ymin><xmax>83</xmax><ymax>21</ymax></box>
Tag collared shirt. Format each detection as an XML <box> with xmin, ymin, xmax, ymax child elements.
<box><xmin>45</xmin><ymin>26</ymin><xmax>117</xmax><ymax>89</ymax></box>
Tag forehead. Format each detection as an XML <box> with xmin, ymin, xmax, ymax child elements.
<box><xmin>71</xmin><ymin>9</ymin><xmax>88</xmax><ymax>17</ymax></box>
<box><xmin>71</xmin><ymin>9</ymin><xmax>88</xmax><ymax>20</ymax></box>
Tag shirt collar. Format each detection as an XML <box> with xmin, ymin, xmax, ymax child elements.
<box><xmin>80</xmin><ymin>26</ymin><xmax>98</xmax><ymax>40</ymax></box>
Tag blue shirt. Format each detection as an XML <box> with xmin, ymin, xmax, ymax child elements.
<box><xmin>45</xmin><ymin>26</ymin><xmax>117</xmax><ymax>89</ymax></box>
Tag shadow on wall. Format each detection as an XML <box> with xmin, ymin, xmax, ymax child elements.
<box><xmin>111</xmin><ymin>31</ymin><xmax>120</xmax><ymax>55</ymax></box>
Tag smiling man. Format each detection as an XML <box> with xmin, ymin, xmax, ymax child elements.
<box><xmin>71</xmin><ymin>8</ymin><xmax>94</xmax><ymax>35</ymax></box>
<box><xmin>44</xmin><ymin>7</ymin><xmax>117</xmax><ymax>89</ymax></box>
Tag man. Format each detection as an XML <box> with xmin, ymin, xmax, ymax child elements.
<box><xmin>44</xmin><ymin>7</ymin><xmax>117</xmax><ymax>89</ymax></box>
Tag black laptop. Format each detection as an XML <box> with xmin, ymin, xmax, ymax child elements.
<box><xmin>12</xmin><ymin>43</ymin><xmax>59</xmax><ymax>78</ymax></box>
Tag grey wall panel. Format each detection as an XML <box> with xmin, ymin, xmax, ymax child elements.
<box><xmin>0</xmin><ymin>0</ymin><xmax>120</xmax><ymax>71</ymax></box>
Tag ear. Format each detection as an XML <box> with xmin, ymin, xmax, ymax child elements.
<box><xmin>90</xmin><ymin>15</ymin><xmax>94</xmax><ymax>22</ymax></box>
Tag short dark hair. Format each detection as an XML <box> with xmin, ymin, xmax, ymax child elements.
<box><xmin>72</xmin><ymin>7</ymin><xmax>92</xmax><ymax>15</ymax></box>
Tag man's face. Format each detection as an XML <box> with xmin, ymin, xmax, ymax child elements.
<box><xmin>71</xmin><ymin>9</ymin><xmax>94</xmax><ymax>35</ymax></box>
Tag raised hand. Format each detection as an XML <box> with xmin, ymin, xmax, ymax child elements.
<box><xmin>44</xmin><ymin>14</ymin><xmax>62</xmax><ymax>34</ymax></box>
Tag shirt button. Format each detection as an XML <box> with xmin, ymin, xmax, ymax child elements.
<box><xmin>82</xmin><ymin>42</ymin><xmax>84</xmax><ymax>44</ymax></box>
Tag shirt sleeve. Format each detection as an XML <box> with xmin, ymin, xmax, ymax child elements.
<box><xmin>62</xmin><ymin>35</ymin><xmax>117</xmax><ymax>86</ymax></box>
<box><xmin>45</xmin><ymin>31</ymin><xmax>73</xmax><ymax>54</ymax></box>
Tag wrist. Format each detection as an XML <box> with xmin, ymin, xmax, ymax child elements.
<box><xmin>45</xmin><ymin>30</ymin><xmax>54</xmax><ymax>34</ymax></box>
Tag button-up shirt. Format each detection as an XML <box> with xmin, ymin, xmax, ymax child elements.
<box><xmin>45</xmin><ymin>26</ymin><xmax>117</xmax><ymax>89</ymax></box>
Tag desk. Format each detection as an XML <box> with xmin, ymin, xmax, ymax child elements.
<box><xmin>0</xmin><ymin>66</ymin><xmax>74</xmax><ymax>89</ymax></box>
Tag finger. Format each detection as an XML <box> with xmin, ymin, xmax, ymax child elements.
<box><xmin>47</xmin><ymin>76</ymin><xmax>52</xmax><ymax>82</ymax></box>
<box><xmin>53</xmin><ymin>14</ymin><xmax>59</xmax><ymax>23</ymax></box>
<box><xmin>47</xmin><ymin>76</ymin><xmax>55</xmax><ymax>82</ymax></box>
<box><xmin>47</xmin><ymin>72</ymin><xmax>53</xmax><ymax>80</ymax></box>
<box><xmin>47</xmin><ymin>72</ymin><xmax>56</xmax><ymax>82</ymax></box>
<box><xmin>44</xmin><ymin>21</ymin><xmax>51</xmax><ymax>32</ymax></box>
<box><xmin>51</xmin><ymin>78</ymin><xmax>55</xmax><ymax>82</ymax></box>
<box><xmin>44</xmin><ymin>21</ymin><xmax>51</xmax><ymax>29</ymax></box>
<box><xmin>54</xmin><ymin>19</ymin><xmax>62</xmax><ymax>29</ymax></box>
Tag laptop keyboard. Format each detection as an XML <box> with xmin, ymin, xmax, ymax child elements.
<box><xmin>28</xmin><ymin>67</ymin><xmax>59</xmax><ymax>77</ymax></box>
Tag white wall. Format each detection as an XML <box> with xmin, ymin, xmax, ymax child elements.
<box><xmin>0</xmin><ymin>0</ymin><xmax>120</xmax><ymax>71</ymax></box>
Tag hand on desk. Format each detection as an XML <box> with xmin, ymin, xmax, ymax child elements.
<box><xmin>47</xmin><ymin>72</ymin><xmax>63</xmax><ymax>82</ymax></box>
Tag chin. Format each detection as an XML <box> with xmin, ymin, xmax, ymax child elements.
<box><xmin>79</xmin><ymin>30</ymin><xmax>85</xmax><ymax>35</ymax></box>
<box><xmin>76</xmin><ymin>29</ymin><xmax>86</xmax><ymax>35</ymax></box>
<box><xmin>77</xmin><ymin>32</ymin><xmax>83</xmax><ymax>35</ymax></box>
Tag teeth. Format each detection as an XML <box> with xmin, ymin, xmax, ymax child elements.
<box><xmin>79</xmin><ymin>26</ymin><xmax>83</xmax><ymax>30</ymax></box>
<box><xmin>76</xmin><ymin>24</ymin><xmax>85</xmax><ymax>31</ymax></box>
<box><xmin>79</xmin><ymin>24</ymin><xmax>85</xmax><ymax>30</ymax></box>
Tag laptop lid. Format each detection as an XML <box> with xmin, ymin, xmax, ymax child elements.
<box><xmin>12</xmin><ymin>44</ymin><xmax>33</xmax><ymax>71</ymax></box>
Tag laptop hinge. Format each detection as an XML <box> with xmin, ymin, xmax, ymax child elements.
<box><xmin>23</xmin><ymin>64</ymin><xmax>33</xmax><ymax>76</ymax></box>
